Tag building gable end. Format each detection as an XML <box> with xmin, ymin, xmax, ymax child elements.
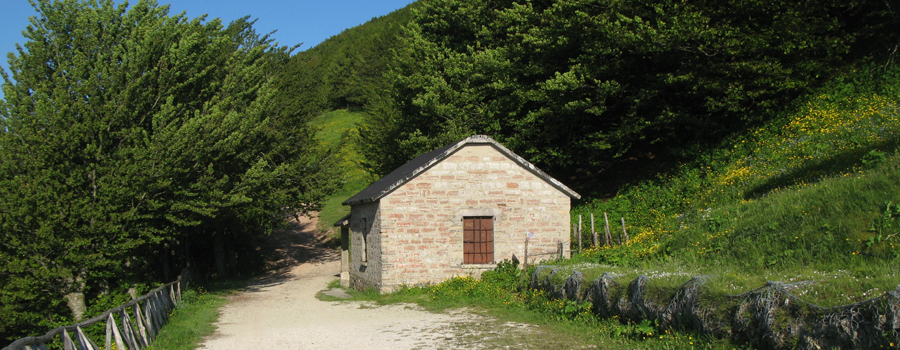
<box><xmin>343</xmin><ymin>135</ymin><xmax>580</xmax><ymax>206</ymax></box>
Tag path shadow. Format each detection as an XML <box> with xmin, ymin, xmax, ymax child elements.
<box><xmin>240</xmin><ymin>213</ymin><xmax>341</xmax><ymax>291</ymax></box>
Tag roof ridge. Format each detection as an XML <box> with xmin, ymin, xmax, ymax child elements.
<box><xmin>342</xmin><ymin>135</ymin><xmax>580</xmax><ymax>206</ymax></box>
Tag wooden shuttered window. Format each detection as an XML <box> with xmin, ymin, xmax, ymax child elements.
<box><xmin>463</xmin><ymin>216</ymin><xmax>494</xmax><ymax>264</ymax></box>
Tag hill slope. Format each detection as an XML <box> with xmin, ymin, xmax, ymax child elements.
<box><xmin>280</xmin><ymin>5</ymin><xmax>416</xmax><ymax>233</ymax></box>
<box><xmin>573</xmin><ymin>64</ymin><xmax>900</xmax><ymax>279</ymax></box>
<box><xmin>275</xmin><ymin>4</ymin><xmax>416</xmax><ymax>117</ymax></box>
<box><xmin>310</xmin><ymin>109</ymin><xmax>376</xmax><ymax>233</ymax></box>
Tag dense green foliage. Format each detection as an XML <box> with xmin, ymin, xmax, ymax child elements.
<box><xmin>361</xmin><ymin>0</ymin><xmax>899</xmax><ymax>182</ymax></box>
<box><xmin>0</xmin><ymin>0</ymin><xmax>337</xmax><ymax>341</ymax></box>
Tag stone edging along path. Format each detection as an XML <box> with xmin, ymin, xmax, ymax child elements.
<box><xmin>530</xmin><ymin>266</ymin><xmax>900</xmax><ymax>349</ymax></box>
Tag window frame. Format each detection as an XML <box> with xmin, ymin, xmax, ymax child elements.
<box><xmin>463</xmin><ymin>216</ymin><xmax>494</xmax><ymax>264</ymax></box>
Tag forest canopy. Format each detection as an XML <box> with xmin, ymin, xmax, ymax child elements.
<box><xmin>360</xmin><ymin>0</ymin><xmax>900</xmax><ymax>182</ymax></box>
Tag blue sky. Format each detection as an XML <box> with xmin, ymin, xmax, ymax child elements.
<box><xmin>0</xmin><ymin>0</ymin><xmax>416</xmax><ymax>99</ymax></box>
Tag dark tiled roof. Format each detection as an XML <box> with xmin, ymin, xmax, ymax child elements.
<box><xmin>332</xmin><ymin>213</ymin><xmax>351</xmax><ymax>227</ymax></box>
<box><xmin>342</xmin><ymin>135</ymin><xmax>580</xmax><ymax>206</ymax></box>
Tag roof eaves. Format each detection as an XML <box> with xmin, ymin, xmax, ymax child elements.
<box><xmin>341</xmin><ymin>137</ymin><xmax>473</xmax><ymax>206</ymax></box>
<box><xmin>333</xmin><ymin>213</ymin><xmax>351</xmax><ymax>227</ymax></box>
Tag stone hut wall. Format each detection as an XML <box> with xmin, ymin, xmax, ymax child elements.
<box><xmin>373</xmin><ymin>144</ymin><xmax>571</xmax><ymax>291</ymax></box>
<box><xmin>349</xmin><ymin>201</ymin><xmax>382</xmax><ymax>290</ymax></box>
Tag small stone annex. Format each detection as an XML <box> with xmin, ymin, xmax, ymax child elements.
<box><xmin>334</xmin><ymin>135</ymin><xmax>581</xmax><ymax>292</ymax></box>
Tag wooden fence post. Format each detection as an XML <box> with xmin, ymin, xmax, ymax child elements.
<box><xmin>134</xmin><ymin>303</ymin><xmax>149</xmax><ymax>347</ymax></box>
<box><xmin>603</xmin><ymin>212</ymin><xmax>612</xmax><ymax>246</ymax></box>
<box><xmin>576</xmin><ymin>222</ymin><xmax>581</xmax><ymax>254</ymax></box>
<box><xmin>577</xmin><ymin>215</ymin><xmax>582</xmax><ymax>248</ymax></box>
<box><xmin>524</xmin><ymin>237</ymin><xmax>529</xmax><ymax>270</ymax></box>
<box><xmin>121</xmin><ymin>309</ymin><xmax>138</xmax><ymax>350</ymax></box>
<box><xmin>75</xmin><ymin>326</ymin><xmax>98</xmax><ymax>350</ymax></box>
<box><xmin>106</xmin><ymin>313</ymin><xmax>126</xmax><ymax>350</ymax></box>
<box><xmin>621</xmin><ymin>217</ymin><xmax>630</xmax><ymax>243</ymax></box>
<box><xmin>61</xmin><ymin>330</ymin><xmax>75</xmax><ymax>350</ymax></box>
<box><xmin>591</xmin><ymin>213</ymin><xmax>598</xmax><ymax>247</ymax></box>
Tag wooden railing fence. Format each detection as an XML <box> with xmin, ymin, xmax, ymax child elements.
<box><xmin>574</xmin><ymin>212</ymin><xmax>630</xmax><ymax>254</ymax></box>
<box><xmin>2</xmin><ymin>270</ymin><xmax>190</xmax><ymax>350</ymax></box>
<box><xmin>523</xmin><ymin>238</ymin><xmax>565</xmax><ymax>269</ymax></box>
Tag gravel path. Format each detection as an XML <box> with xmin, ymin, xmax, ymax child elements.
<box><xmin>197</xmin><ymin>214</ymin><xmax>546</xmax><ymax>350</ymax></box>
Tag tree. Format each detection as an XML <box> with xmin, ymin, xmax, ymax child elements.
<box><xmin>0</xmin><ymin>0</ymin><xmax>336</xmax><ymax>339</ymax></box>
<box><xmin>362</xmin><ymin>0</ymin><xmax>883</xmax><ymax>180</ymax></box>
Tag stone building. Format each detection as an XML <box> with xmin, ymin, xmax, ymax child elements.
<box><xmin>334</xmin><ymin>135</ymin><xmax>580</xmax><ymax>291</ymax></box>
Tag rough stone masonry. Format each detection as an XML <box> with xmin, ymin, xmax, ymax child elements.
<box><xmin>344</xmin><ymin>136</ymin><xmax>580</xmax><ymax>292</ymax></box>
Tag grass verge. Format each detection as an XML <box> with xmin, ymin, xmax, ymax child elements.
<box><xmin>148</xmin><ymin>283</ymin><xmax>236</xmax><ymax>350</ymax></box>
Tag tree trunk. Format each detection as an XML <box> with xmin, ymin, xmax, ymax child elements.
<box><xmin>64</xmin><ymin>292</ymin><xmax>87</xmax><ymax>322</ymax></box>
<box><xmin>64</xmin><ymin>272</ymin><xmax>88</xmax><ymax>321</ymax></box>
<box><xmin>183</xmin><ymin>239</ymin><xmax>192</xmax><ymax>269</ymax></box>
<box><xmin>214</xmin><ymin>234</ymin><xmax>227</xmax><ymax>277</ymax></box>
<box><xmin>226</xmin><ymin>235</ymin><xmax>237</xmax><ymax>276</ymax></box>
<box><xmin>162</xmin><ymin>244</ymin><xmax>171</xmax><ymax>282</ymax></box>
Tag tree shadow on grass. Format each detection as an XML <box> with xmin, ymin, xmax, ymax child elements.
<box><xmin>743</xmin><ymin>138</ymin><xmax>899</xmax><ymax>200</ymax></box>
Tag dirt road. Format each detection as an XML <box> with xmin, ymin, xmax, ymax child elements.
<box><xmin>197</xmin><ymin>214</ymin><xmax>548</xmax><ymax>350</ymax></box>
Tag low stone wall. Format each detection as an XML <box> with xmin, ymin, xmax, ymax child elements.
<box><xmin>530</xmin><ymin>266</ymin><xmax>900</xmax><ymax>349</ymax></box>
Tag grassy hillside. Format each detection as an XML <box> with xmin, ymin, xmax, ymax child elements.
<box><xmin>310</xmin><ymin>109</ymin><xmax>375</xmax><ymax>234</ymax></box>
<box><xmin>568</xmin><ymin>64</ymin><xmax>900</xmax><ymax>305</ymax></box>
